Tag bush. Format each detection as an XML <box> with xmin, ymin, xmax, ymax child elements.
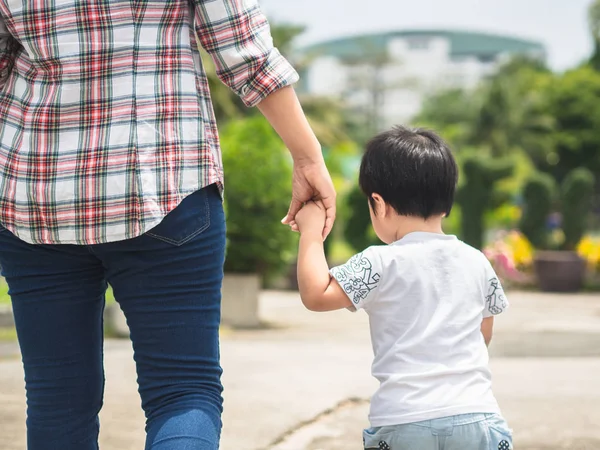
<box><xmin>519</xmin><ymin>172</ymin><xmax>555</xmax><ymax>249</ymax></box>
<box><xmin>344</xmin><ymin>185</ymin><xmax>379</xmax><ymax>252</ymax></box>
<box><xmin>519</xmin><ymin>167</ymin><xmax>596</xmax><ymax>251</ymax></box>
<box><xmin>220</xmin><ymin>117</ymin><xmax>295</xmax><ymax>278</ymax></box>
<box><xmin>561</xmin><ymin>168</ymin><xmax>595</xmax><ymax>250</ymax></box>
<box><xmin>456</xmin><ymin>155</ymin><xmax>514</xmax><ymax>249</ymax></box>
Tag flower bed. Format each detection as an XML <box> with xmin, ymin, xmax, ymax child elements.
<box><xmin>484</xmin><ymin>231</ymin><xmax>600</xmax><ymax>290</ymax></box>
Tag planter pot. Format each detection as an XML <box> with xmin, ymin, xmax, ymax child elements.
<box><xmin>0</xmin><ymin>305</ymin><xmax>14</xmax><ymax>328</ymax></box>
<box><xmin>533</xmin><ymin>251</ymin><xmax>587</xmax><ymax>293</ymax></box>
<box><xmin>221</xmin><ymin>273</ymin><xmax>261</xmax><ymax>328</ymax></box>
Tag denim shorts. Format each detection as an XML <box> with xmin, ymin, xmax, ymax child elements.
<box><xmin>364</xmin><ymin>413</ymin><xmax>513</xmax><ymax>450</ymax></box>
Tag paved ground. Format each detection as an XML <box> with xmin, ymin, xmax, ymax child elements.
<box><xmin>1</xmin><ymin>291</ymin><xmax>600</xmax><ymax>449</ymax></box>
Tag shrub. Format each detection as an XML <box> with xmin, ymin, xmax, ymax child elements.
<box><xmin>519</xmin><ymin>172</ymin><xmax>555</xmax><ymax>249</ymax></box>
<box><xmin>519</xmin><ymin>167</ymin><xmax>596</xmax><ymax>251</ymax></box>
<box><xmin>344</xmin><ymin>185</ymin><xmax>379</xmax><ymax>252</ymax></box>
<box><xmin>561</xmin><ymin>168</ymin><xmax>595</xmax><ymax>250</ymax></box>
<box><xmin>220</xmin><ymin>117</ymin><xmax>295</xmax><ymax>278</ymax></box>
<box><xmin>455</xmin><ymin>155</ymin><xmax>514</xmax><ymax>249</ymax></box>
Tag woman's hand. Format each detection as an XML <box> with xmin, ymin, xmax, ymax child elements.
<box><xmin>282</xmin><ymin>159</ymin><xmax>336</xmax><ymax>239</ymax></box>
<box><xmin>256</xmin><ymin>86</ymin><xmax>337</xmax><ymax>239</ymax></box>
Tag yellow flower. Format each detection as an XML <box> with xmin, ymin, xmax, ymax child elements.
<box><xmin>506</xmin><ymin>231</ymin><xmax>534</xmax><ymax>268</ymax></box>
<box><xmin>578</xmin><ymin>236</ymin><xmax>600</xmax><ymax>270</ymax></box>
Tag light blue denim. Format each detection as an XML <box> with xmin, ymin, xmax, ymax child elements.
<box><xmin>364</xmin><ymin>413</ymin><xmax>513</xmax><ymax>450</ymax></box>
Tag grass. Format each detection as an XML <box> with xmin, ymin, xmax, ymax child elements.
<box><xmin>0</xmin><ymin>327</ymin><xmax>16</xmax><ymax>341</ymax></box>
<box><xmin>0</xmin><ymin>278</ymin><xmax>9</xmax><ymax>306</ymax></box>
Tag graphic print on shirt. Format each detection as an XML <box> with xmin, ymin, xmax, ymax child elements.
<box><xmin>332</xmin><ymin>252</ymin><xmax>380</xmax><ymax>305</ymax></box>
<box><xmin>486</xmin><ymin>277</ymin><xmax>507</xmax><ymax>315</ymax></box>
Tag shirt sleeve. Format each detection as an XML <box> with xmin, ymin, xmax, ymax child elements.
<box><xmin>330</xmin><ymin>247</ymin><xmax>384</xmax><ymax>311</ymax></box>
<box><xmin>191</xmin><ymin>0</ymin><xmax>299</xmax><ymax>107</ymax></box>
<box><xmin>483</xmin><ymin>258</ymin><xmax>509</xmax><ymax>318</ymax></box>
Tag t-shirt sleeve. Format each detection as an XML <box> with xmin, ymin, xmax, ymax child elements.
<box><xmin>483</xmin><ymin>258</ymin><xmax>509</xmax><ymax>318</ymax></box>
<box><xmin>329</xmin><ymin>247</ymin><xmax>383</xmax><ymax>310</ymax></box>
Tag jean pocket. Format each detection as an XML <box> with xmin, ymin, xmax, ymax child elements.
<box><xmin>485</xmin><ymin>414</ymin><xmax>513</xmax><ymax>450</ymax></box>
<box><xmin>145</xmin><ymin>187</ymin><xmax>212</xmax><ymax>246</ymax></box>
<box><xmin>363</xmin><ymin>427</ymin><xmax>394</xmax><ymax>450</ymax></box>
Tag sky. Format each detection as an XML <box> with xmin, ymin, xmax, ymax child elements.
<box><xmin>260</xmin><ymin>0</ymin><xmax>593</xmax><ymax>71</ymax></box>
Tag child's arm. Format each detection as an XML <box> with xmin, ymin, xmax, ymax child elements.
<box><xmin>481</xmin><ymin>256</ymin><xmax>509</xmax><ymax>347</ymax></box>
<box><xmin>295</xmin><ymin>202</ymin><xmax>353</xmax><ymax>312</ymax></box>
<box><xmin>481</xmin><ymin>317</ymin><xmax>494</xmax><ymax>347</ymax></box>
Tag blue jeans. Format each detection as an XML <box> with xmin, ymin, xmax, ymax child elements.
<box><xmin>0</xmin><ymin>185</ymin><xmax>225</xmax><ymax>450</ymax></box>
<box><xmin>364</xmin><ymin>413</ymin><xmax>513</xmax><ymax>450</ymax></box>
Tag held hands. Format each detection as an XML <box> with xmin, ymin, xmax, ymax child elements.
<box><xmin>281</xmin><ymin>159</ymin><xmax>336</xmax><ymax>239</ymax></box>
<box><xmin>293</xmin><ymin>200</ymin><xmax>327</xmax><ymax>237</ymax></box>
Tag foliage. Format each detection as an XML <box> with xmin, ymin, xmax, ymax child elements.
<box><xmin>0</xmin><ymin>278</ymin><xmax>9</xmax><ymax>306</ymax></box>
<box><xmin>473</xmin><ymin>57</ymin><xmax>554</xmax><ymax>158</ymax></box>
<box><xmin>519</xmin><ymin>171</ymin><xmax>555</xmax><ymax>250</ymax></box>
<box><xmin>589</xmin><ymin>0</ymin><xmax>600</xmax><ymax>70</ymax></box>
<box><xmin>414</xmin><ymin>89</ymin><xmax>479</xmax><ymax>150</ymax></box>
<box><xmin>415</xmin><ymin>57</ymin><xmax>553</xmax><ymax>159</ymax></box>
<box><xmin>541</xmin><ymin>67</ymin><xmax>600</xmax><ymax>186</ymax></box>
<box><xmin>561</xmin><ymin>168</ymin><xmax>595</xmax><ymax>250</ymax></box>
<box><xmin>519</xmin><ymin>168</ymin><xmax>596</xmax><ymax>251</ymax></box>
<box><xmin>220</xmin><ymin>117</ymin><xmax>295</xmax><ymax>277</ymax></box>
<box><xmin>455</xmin><ymin>155</ymin><xmax>514</xmax><ymax>249</ymax></box>
<box><xmin>344</xmin><ymin>185</ymin><xmax>379</xmax><ymax>252</ymax></box>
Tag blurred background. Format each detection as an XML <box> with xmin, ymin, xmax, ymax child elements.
<box><xmin>2</xmin><ymin>1</ymin><xmax>600</xmax><ymax>449</ymax></box>
<box><xmin>213</xmin><ymin>0</ymin><xmax>600</xmax><ymax>293</ymax></box>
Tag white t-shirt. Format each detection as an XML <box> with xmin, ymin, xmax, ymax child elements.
<box><xmin>330</xmin><ymin>232</ymin><xmax>508</xmax><ymax>427</ymax></box>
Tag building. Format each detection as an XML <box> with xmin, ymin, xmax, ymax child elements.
<box><xmin>295</xmin><ymin>30</ymin><xmax>546</xmax><ymax>128</ymax></box>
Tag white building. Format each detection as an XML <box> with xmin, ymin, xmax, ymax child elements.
<box><xmin>295</xmin><ymin>30</ymin><xmax>546</xmax><ymax>128</ymax></box>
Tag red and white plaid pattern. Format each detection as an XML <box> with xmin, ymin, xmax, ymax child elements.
<box><xmin>0</xmin><ymin>0</ymin><xmax>298</xmax><ymax>244</ymax></box>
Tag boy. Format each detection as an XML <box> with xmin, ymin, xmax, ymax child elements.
<box><xmin>293</xmin><ymin>126</ymin><xmax>513</xmax><ymax>450</ymax></box>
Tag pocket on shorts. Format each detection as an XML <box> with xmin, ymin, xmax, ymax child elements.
<box><xmin>363</xmin><ymin>427</ymin><xmax>394</xmax><ymax>450</ymax></box>
<box><xmin>485</xmin><ymin>414</ymin><xmax>513</xmax><ymax>450</ymax></box>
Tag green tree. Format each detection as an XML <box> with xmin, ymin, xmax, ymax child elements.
<box><xmin>589</xmin><ymin>0</ymin><xmax>600</xmax><ymax>70</ymax></box>
<box><xmin>473</xmin><ymin>57</ymin><xmax>554</xmax><ymax>158</ymax></box>
<box><xmin>221</xmin><ymin>117</ymin><xmax>295</xmax><ymax>278</ymax></box>
<box><xmin>414</xmin><ymin>88</ymin><xmax>479</xmax><ymax>150</ymax></box>
<box><xmin>541</xmin><ymin>67</ymin><xmax>600</xmax><ymax>186</ymax></box>
<box><xmin>416</xmin><ymin>57</ymin><xmax>553</xmax><ymax>160</ymax></box>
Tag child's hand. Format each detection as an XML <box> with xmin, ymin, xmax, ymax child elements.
<box><xmin>293</xmin><ymin>201</ymin><xmax>326</xmax><ymax>237</ymax></box>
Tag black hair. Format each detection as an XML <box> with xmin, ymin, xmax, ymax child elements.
<box><xmin>359</xmin><ymin>125</ymin><xmax>458</xmax><ymax>218</ymax></box>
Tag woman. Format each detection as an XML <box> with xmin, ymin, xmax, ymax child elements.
<box><xmin>0</xmin><ymin>0</ymin><xmax>335</xmax><ymax>448</ymax></box>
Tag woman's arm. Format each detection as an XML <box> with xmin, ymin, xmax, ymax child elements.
<box><xmin>257</xmin><ymin>87</ymin><xmax>336</xmax><ymax>237</ymax></box>
<box><xmin>192</xmin><ymin>0</ymin><xmax>336</xmax><ymax>237</ymax></box>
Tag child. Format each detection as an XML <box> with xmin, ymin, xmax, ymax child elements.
<box><xmin>293</xmin><ymin>126</ymin><xmax>513</xmax><ymax>450</ymax></box>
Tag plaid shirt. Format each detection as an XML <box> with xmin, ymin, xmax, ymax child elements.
<box><xmin>0</xmin><ymin>0</ymin><xmax>298</xmax><ymax>244</ymax></box>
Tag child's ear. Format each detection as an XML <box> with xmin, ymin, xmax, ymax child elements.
<box><xmin>371</xmin><ymin>194</ymin><xmax>385</xmax><ymax>217</ymax></box>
